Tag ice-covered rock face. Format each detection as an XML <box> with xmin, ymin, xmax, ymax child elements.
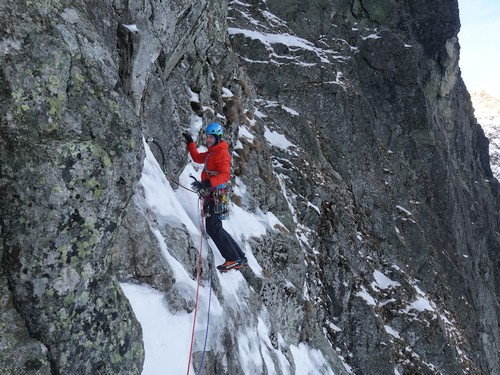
<box><xmin>1</xmin><ymin>0</ymin><xmax>500</xmax><ymax>375</ymax></box>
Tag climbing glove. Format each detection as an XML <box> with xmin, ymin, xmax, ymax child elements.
<box><xmin>191</xmin><ymin>179</ymin><xmax>211</xmax><ymax>193</ymax></box>
<box><xmin>182</xmin><ymin>132</ymin><xmax>193</xmax><ymax>145</ymax></box>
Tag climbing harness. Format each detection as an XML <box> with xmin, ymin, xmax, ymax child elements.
<box><xmin>190</xmin><ymin>175</ymin><xmax>231</xmax><ymax>220</ymax></box>
<box><xmin>197</xmin><ymin>186</ymin><xmax>231</xmax><ymax>220</ymax></box>
<box><xmin>201</xmin><ymin>151</ymin><xmax>231</xmax><ymax>219</ymax></box>
<box><xmin>204</xmin><ymin>185</ymin><xmax>231</xmax><ymax>220</ymax></box>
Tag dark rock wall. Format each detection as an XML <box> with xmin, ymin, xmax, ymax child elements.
<box><xmin>228</xmin><ymin>0</ymin><xmax>500</xmax><ymax>373</ymax></box>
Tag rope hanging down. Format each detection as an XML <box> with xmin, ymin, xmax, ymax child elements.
<box><xmin>196</xmin><ymin>219</ymin><xmax>214</xmax><ymax>375</ymax></box>
<box><xmin>146</xmin><ymin>137</ymin><xmax>197</xmax><ymax>194</ymax></box>
<box><xmin>186</xmin><ymin>198</ymin><xmax>214</xmax><ymax>375</ymax></box>
<box><xmin>146</xmin><ymin>138</ymin><xmax>167</xmax><ymax>173</ymax></box>
<box><xmin>146</xmin><ymin>138</ymin><xmax>213</xmax><ymax>374</ymax></box>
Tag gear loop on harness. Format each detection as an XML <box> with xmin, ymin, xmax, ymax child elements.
<box><xmin>200</xmin><ymin>183</ymin><xmax>231</xmax><ymax>220</ymax></box>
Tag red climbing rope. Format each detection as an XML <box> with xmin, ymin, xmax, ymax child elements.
<box><xmin>186</xmin><ymin>201</ymin><xmax>206</xmax><ymax>375</ymax></box>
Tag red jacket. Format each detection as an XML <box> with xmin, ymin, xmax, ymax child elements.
<box><xmin>187</xmin><ymin>140</ymin><xmax>231</xmax><ymax>187</ymax></box>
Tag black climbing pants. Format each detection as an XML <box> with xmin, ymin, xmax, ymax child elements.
<box><xmin>205</xmin><ymin>213</ymin><xmax>245</xmax><ymax>262</ymax></box>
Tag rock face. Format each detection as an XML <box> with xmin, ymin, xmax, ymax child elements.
<box><xmin>0</xmin><ymin>1</ymin><xmax>144</xmax><ymax>374</ymax></box>
<box><xmin>1</xmin><ymin>1</ymin><xmax>499</xmax><ymax>375</ymax></box>
<box><xmin>229</xmin><ymin>1</ymin><xmax>500</xmax><ymax>373</ymax></box>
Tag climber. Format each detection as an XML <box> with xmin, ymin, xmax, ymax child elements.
<box><xmin>183</xmin><ymin>122</ymin><xmax>247</xmax><ymax>272</ymax></box>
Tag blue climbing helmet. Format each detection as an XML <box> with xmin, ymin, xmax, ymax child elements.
<box><xmin>205</xmin><ymin>122</ymin><xmax>223</xmax><ymax>145</ymax></box>
<box><xmin>205</xmin><ymin>122</ymin><xmax>223</xmax><ymax>136</ymax></box>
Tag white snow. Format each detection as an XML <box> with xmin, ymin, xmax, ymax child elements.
<box><xmin>328</xmin><ymin>321</ymin><xmax>343</xmax><ymax>332</ymax></box>
<box><xmin>355</xmin><ymin>286</ymin><xmax>377</xmax><ymax>306</ymax></box>
<box><xmin>120</xmin><ymin>137</ymin><xmax>340</xmax><ymax>375</ymax></box>
<box><xmin>254</xmin><ymin>108</ymin><xmax>267</xmax><ymax>118</ymax></box>
<box><xmin>405</xmin><ymin>296</ymin><xmax>435</xmax><ymax>313</ymax></box>
<box><xmin>227</xmin><ymin>27</ymin><xmax>340</xmax><ymax>63</ymax></box>
<box><xmin>122</xmin><ymin>24</ymin><xmax>139</xmax><ymax>33</ymax></box>
<box><xmin>188</xmin><ymin>88</ymin><xmax>200</xmax><ymax>103</ymax></box>
<box><xmin>384</xmin><ymin>325</ymin><xmax>401</xmax><ymax>339</ymax></box>
<box><xmin>120</xmin><ymin>283</ymin><xmax>196</xmax><ymax>375</ymax></box>
<box><xmin>372</xmin><ymin>270</ymin><xmax>401</xmax><ymax>291</ymax></box>
<box><xmin>282</xmin><ymin>105</ymin><xmax>300</xmax><ymax>116</ymax></box>
<box><xmin>238</xmin><ymin>326</ymin><xmax>265</xmax><ymax>373</ymax></box>
<box><xmin>264</xmin><ymin>127</ymin><xmax>294</xmax><ymax>150</ymax></box>
<box><xmin>238</xmin><ymin>125</ymin><xmax>255</xmax><ymax>141</ymax></box>
<box><xmin>290</xmin><ymin>343</ymin><xmax>335</xmax><ymax>375</ymax></box>
<box><xmin>307</xmin><ymin>201</ymin><xmax>321</xmax><ymax>215</ymax></box>
<box><xmin>361</xmin><ymin>33</ymin><xmax>381</xmax><ymax>41</ymax></box>
<box><xmin>189</xmin><ymin>113</ymin><xmax>203</xmax><ymax>138</ymax></box>
<box><xmin>396</xmin><ymin>205</ymin><xmax>412</xmax><ymax>216</ymax></box>
<box><xmin>222</xmin><ymin>87</ymin><xmax>234</xmax><ymax>98</ymax></box>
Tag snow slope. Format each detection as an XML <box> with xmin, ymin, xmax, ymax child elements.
<box><xmin>120</xmin><ymin>138</ymin><xmax>339</xmax><ymax>375</ymax></box>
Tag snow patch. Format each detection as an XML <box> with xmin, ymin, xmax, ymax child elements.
<box><xmin>264</xmin><ymin>127</ymin><xmax>294</xmax><ymax>150</ymax></box>
<box><xmin>384</xmin><ymin>325</ymin><xmax>401</xmax><ymax>339</ymax></box>
<box><xmin>372</xmin><ymin>270</ymin><xmax>401</xmax><ymax>291</ymax></box>
<box><xmin>122</xmin><ymin>24</ymin><xmax>139</xmax><ymax>33</ymax></box>
<box><xmin>355</xmin><ymin>286</ymin><xmax>377</xmax><ymax>306</ymax></box>
<box><xmin>290</xmin><ymin>343</ymin><xmax>335</xmax><ymax>375</ymax></box>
